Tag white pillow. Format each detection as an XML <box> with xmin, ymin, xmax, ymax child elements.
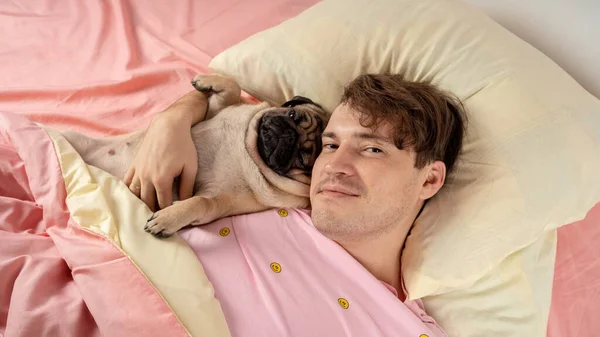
<box><xmin>208</xmin><ymin>0</ymin><xmax>600</xmax><ymax>296</ymax></box>
<box><xmin>422</xmin><ymin>230</ymin><xmax>557</xmax><ymax>336</ymax></box>
<box><xmin>208</xmin><ymin>0</ymin><xmax>600</xmax><ymax>311</ymax></box>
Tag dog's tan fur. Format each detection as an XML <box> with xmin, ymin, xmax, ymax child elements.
<box><xmin>60</xmin><ymin>75</ymin><xmax>327</xmax><ymax>237</ymax></box>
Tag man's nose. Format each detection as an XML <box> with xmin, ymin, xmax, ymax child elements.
<box><xmin>323</xmin><ymin>147</ymin><xmax>355</xmax><ymax>176</ymax></box>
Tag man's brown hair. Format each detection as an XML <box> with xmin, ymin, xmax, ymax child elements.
<box><xmin>340</xmin><ymin>73</ymin><xmax>467</xmax><ymax>174</ymax></box>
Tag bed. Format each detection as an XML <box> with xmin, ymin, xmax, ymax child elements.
<box><xmin>1</xmin><ymin>1</ymin><xmax>598</xmax><ymax>336</ymax></box>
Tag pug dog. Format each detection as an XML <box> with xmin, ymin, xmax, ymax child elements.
<box><xmin>60</xmin><ymin>74</ymin><xmax>328</xmax><ymax>238</ymax></box>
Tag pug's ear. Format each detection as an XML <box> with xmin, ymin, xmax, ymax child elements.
<box><xmin>282</xmin><ymin>96</ymin><xmax>321</xmax><ymax>109</ymax></box>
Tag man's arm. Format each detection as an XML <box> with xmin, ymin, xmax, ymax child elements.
<box><xmin>124</xmin><ymin>90</ymin><xmax>209</xmax><ymax>211</ymax></box>
<box><xmin>159</xmin><ymin>90</ymin><xmax>209</xmax><ymax>127</ymax></box>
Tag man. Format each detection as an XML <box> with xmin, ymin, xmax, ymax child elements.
<box><xmin>126</xmin><ymin>73</ymin><xmax>466</xmax><ymax>336</ymax></box>
<box><xmin>309</xmin><ymin>74</ymin><xmax>465</xmax><ymax>297</ymax></box>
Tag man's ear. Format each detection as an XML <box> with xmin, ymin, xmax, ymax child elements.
<box><xmin>420</xmin><ymin>161</ymin><xmax>446</xmax><ymax>200</ymax></box>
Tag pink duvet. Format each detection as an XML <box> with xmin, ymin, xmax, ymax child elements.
<box><xmin>0</xmin><ymin>112</ymin><xmax>189</xmax><ymax>337</ymax></box>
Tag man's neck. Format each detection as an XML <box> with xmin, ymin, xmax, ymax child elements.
<box><xmin>336</xmin><ymin>225</ymin><xmax>408</xmax><ymax>299</ymax></box>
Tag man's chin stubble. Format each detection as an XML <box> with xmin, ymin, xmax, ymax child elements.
<box><xmin>311</xmin><ymin>209</ymin><xmax>393</xmax><ymax>244</ymax></box>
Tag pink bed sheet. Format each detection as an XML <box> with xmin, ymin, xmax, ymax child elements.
<box><xmin>0</xmin><ymin>1</ymin><xmax>598</xmax><ymax>336</ymax></box>
<box><xmin>548</xmin><ymin>203</ymin><xmax>600</xmax><ymax>337</ymax></box>
<box><xmin>0</xmin><ymin>0</ymin><xmax>320</xmax><ymax>136</ymax></box>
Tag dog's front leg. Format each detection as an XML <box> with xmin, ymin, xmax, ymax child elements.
<box><xmin>191</xmin><ymin>74</ymin><xmax>241</xmax><ymax>119</ymax></box>
<box><xmin>144</xmin><ymin>192</ymin><xmax>267</xmax><ymax>238</ymax></box>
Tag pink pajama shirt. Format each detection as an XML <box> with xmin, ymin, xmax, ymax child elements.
<box><xmin>180</xmin><ymin>208</ymin><xmax>447</xmax><ymax>337</ymax></box>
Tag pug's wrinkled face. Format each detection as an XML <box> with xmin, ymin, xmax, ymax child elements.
<box><xmin>257</xmin><ymin>96</ymin><xmax>328</xmax><ymax>178</ymax></box>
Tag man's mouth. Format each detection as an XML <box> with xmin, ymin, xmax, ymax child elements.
<box><xmin>319</xmin><ymin>186</ymin><xmax>359</xmax><ymax>197</ymax></box>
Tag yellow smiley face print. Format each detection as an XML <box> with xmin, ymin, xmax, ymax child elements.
<box><xmin>338</xmin><ymin>298</ymin><xmax>349</xmax><ymax>309</ymax></box>
<box><xmin>270</xmin><ymin>262</ymin><xmax>282</xmax><ymax>273</ymax></box>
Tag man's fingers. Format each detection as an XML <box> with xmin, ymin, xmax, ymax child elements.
<box><xmin>141</xmin><ymin>183</ymin><xmax>157</xmax><ymax>212</ymax></box>
<box><xmin>129</xmin><ymin>177</ymin><xmax>142</xmax><ymax>197</ymax></box>
<box><xmin>156</xmin><ymin>180</ymin><xmax>173</xmax><ymax>210</ymax></box>
<box><xmin>124</xmin><ymin>167</ymin><xmax>134</xmax><ymax>185</ymax></box>
<box><xmin>179</xmin><ymin>164</ymin><xmax>197</xmax><ymax>200</ymax></box>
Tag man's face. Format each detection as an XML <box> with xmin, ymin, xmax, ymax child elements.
<box><xmin>309</xmin><ymin>103</ymin><xmax>443</xmax><ymax>243</ymax></box>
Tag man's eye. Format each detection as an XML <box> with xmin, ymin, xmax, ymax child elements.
<box><xmin>366</xmin><ymin>147</ymin><xmax>383</xmax><ymax>153</ymax></box>
<box><xmin>323</xmin><ymin>143</ymin><xmax>338</xmax><ymax>150</ymax></box>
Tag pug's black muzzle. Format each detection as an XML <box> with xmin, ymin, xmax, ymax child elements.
<box><xmin>257</xmin><ymin>114</ymin><xmax>299</xmax><ymax>175</ymax></box>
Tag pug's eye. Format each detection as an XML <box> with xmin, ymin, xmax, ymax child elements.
<box><xmin>288</xmin><ymin>110</ymin><xmax>296</xmax><ymax>119</ymax></box>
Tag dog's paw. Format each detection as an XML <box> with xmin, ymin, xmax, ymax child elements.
<box><xmin>144</xmin><ymin>208</ymin><xmax>187</xmax><ymax>238</ymax></box>
<box><xmin>191</xmin><ymin>74</ymin><xmax>232</xmax><ymax>94</ymax></box>
<box><xmin>190</xmin><ymin>74</ymin><xmax>241</xmax><ymax>116</ymax></box>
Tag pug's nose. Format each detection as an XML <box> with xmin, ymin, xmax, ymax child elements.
<box><xmin>271</xmin><ymin>115</ymin><xmax>299</xmax><ymax>138</ymax></box>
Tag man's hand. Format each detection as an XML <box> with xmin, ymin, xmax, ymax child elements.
<box><xmin>123</xmin><ymin>90</ymin><xmax>208</xmax><ymax>211</ymax></box>
<box><xmin>124</xmin><ymin>115</ymin><xmax>198</xmax><ymax>211</ymax></box>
